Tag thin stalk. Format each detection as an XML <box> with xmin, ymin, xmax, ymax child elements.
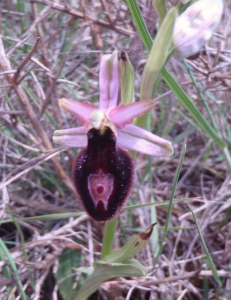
<box><xmin>100</xmin><ymin>218</ymin><xmax>117</xmax><ymax>259</ymax></box>
<box><xmin>153</xmin><ymin>144</ymin><xmax>186</xmax><ymax>268</ymax></box>
<box><xmin>147</xmin><ymin>116</ymin><xmax>160</xmax><ymax>256</ymax></box>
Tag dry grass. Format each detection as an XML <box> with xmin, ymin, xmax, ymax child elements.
<box><xmin>1</xmin><ymin>0</ymin><xmax>231</xmax><ymax>299</ymax></box>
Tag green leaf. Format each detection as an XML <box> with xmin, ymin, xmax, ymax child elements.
<box><xmin>73</xmin><ymin>259</ymin><xmax>146</xmax><ymax>300</ymax></box>
<box><xmin>119</xmin><ymin>51</ymin><xmax>135</xmax><ymax>105</ymax></box>
<box><xmin>140</xmin><ymin>7</ymin><xmax>178</xmax><ymax>100</ymax></box>
<box><xmin>152</xmin><ymin>0</ymin><xmax>167</xmax><ymax>23</ymax></box>
<box><xmin>74</xmin><ymin>224</ymin><xmax>155</xmax><ymax>300</ymax></box>
<box><xmin>55</xmin><ymin>248</ymin><xmax>82</xmax><ymax>300</ymax></box>
<box><xmin>76</xmin><ymin>267</ymin><xmax>93</xmax><ymax>276</ymax></box>
<box><xmin>101</xmin><ymin>223</ymin><xmax>156</xmax><ymax>263</ymax></box>
<box><xmin>126</xmin><ymin>0</ymin><xmax>153</xmax><ymax>51</ymax></box>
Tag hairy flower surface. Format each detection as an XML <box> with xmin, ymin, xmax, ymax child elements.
<box><xmin>53</xmin><ymin>51</ymin><xmax>173</xmax><ymax>221</ymax></box>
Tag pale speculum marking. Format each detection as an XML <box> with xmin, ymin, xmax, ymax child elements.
<box><xmin>88</xmin><ymin>169</ymin><xmax>114</xmax><ymax>210</ymax></box>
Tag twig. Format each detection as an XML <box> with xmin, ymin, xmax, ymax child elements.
<box><xmin>6</xmin><ymin>33</ymin><xmax>34</xmax><ymax>57</ymax></box>
<box><xmin>103</xmin><ymin>269</ymin><xmax>231</xmax><ymax>290</ymax></box>
<box><xmin>39</xmin><ymin>53</ymin><xmax>68</xmax><ymax>117</ymax></box>
<box><xmin>31</xmin><ymin>0</ymin><xmax>133</xmax><ymax>36</ymax></box>
<box><xmin>17</xmin><ymin>65</ymin><xmax>36</xmax><ymax>84</ymax></box>
<box><xmin>0</xmin><ymin>34</ymin><xmax>77</xmax><ymax>196</ymax></box>
<box><xmin>21</xmin><ymin>5</ymin><xmax>51</xmax><ymax>39</ymax></box>
<box><xmin>0</xmin><ymin>110</ymin><xmax>25</xmax><ymax>115</ymax></box>
<box><xmin>99</xmin><ymin>0</ymin><xmax>114</xmax><ymax>25</ymax></box>
<box><xmin>38</xmin><ymin>16</ymin><xmax>75</xmax><ymax>49</ymax></box>
<box><xmin>0</xmin><ymin>147</ymin><xmax>67</xmax><ymax>191</ymax></box>
<box><xmin>12</xmin><ymin>37</ymin><xmax>40</xmax><ymax>85</ymax></box>
<box><xmin>30</xmin><ymin>57</ymin><xmax>51</xmax><ymax>73</ymax></box>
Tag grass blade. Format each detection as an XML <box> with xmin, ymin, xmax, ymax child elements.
<box><xmin>0</xmin><ymin>238</ymin><xmax>28</xmax><ymax>300</ymax></box>
<box><xmin>189</xmin><ymin>206</ymin><xmax>222</xmax><ymax>286</ymax></box>
<box><xmin>154</xmin><ymin>144</ymin><xmax>186</xmax><ymax>266</ymax></box>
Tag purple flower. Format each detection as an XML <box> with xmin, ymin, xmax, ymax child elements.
<box><xmin>53</xmin><ymin>51</ymin><xmax>173</xmax><ymax>222</ymax></box>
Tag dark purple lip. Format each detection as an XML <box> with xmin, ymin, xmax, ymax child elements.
<box><xmin>72</xmin><ymin>127</ymin><xmax>134</xmax><ymax>222</ymax></box>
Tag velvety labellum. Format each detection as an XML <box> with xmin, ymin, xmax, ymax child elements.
<box><xmin>72</xmin><ymin>127</ymin><xmax>134</xmax><ymax>222</ymax></box>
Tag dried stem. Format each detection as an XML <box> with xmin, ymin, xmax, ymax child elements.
<box><xmin>0</xmin><ymin>34</ymin><xmax>77</xmax><ymax>196</ymax></box>
<box><xmin>12</xmin><ymin>37</ymin><xmax>41</xmax><ymax>85</ymax></box>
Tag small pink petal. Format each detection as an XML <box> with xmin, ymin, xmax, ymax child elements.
<box><xmin>53</xmin><ymin>126</ymin><xmax>87</xmax><ymax>147</ymax></box>
<box><xmin>109</xmin><ymin>100</ymin><xmax>156</xmax><ymax>129</ymax></box>
<box><xmin>59</xmin><ymin>98</ymin><xmax>96</xmax><ymax>127</ymax></box>
<box><xmin>99</xmin><ymin>51</ymin><xmax>120</xmax><ymax>110</ymax></box>
<box><xmin>117</xmin><ymin>124</ymin><xmax>174</xmax><ymax>156</ymax></box>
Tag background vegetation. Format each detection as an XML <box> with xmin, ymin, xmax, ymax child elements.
<box><xmin>0</xmin><ymin>0</ymin><xmax>231</xmax><ymax>299</ymax></box>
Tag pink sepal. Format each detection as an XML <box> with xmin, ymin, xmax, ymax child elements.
<box><xmin>59</xmin><ymin>98</ymin><xmax>96</xmax><ymax>127</ymax></box>
<box><xmin>117</xmin><ymin>124</ymin><xmax>174</xmax><ymax>156</ymax></box>
<box><xmin>52</xmin><ymin>126</ymin><xmax>87</xmax><ymax>147</ymax></box>
<box><xmin>109</xmin><ymin>100</ymin><xmax>156</xmax><ymax>129</ymax></box>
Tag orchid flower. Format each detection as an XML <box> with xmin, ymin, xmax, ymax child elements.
<box><xmin>53</xmin><ymin>51</ymin><xmax>173</xmax><ymax>222</ymax></box>
<box><xmin>173</xmin><ymin>0</ymin><xmax>223</xmax><ymax>60</ymax></box>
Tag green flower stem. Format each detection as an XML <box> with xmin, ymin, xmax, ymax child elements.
<box><xmin>100</xmin><ymin>218</ymin><xmax>117</xmax><ymax>259</ymax></box>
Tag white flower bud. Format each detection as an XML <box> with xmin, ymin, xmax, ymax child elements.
<box><xmin>173</xmin><ymin>0</ymin><xmax>223</xmax><ymax>60</ymax></box>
